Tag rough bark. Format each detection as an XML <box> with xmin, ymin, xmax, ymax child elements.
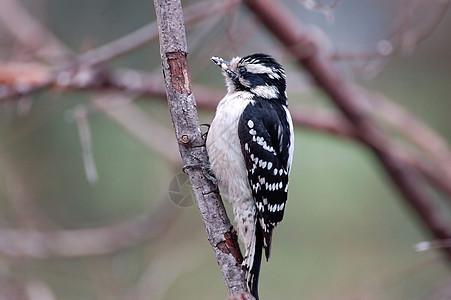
<box><xmin>153</xmin><ymin>0</ymin><xmax>250</xmax><ymax>297</ymax></box>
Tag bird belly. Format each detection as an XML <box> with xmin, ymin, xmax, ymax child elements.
<box><xmin>206</xmin><ymin>92</ymin><xmax>256</xmax><ymax>243</ymax></box>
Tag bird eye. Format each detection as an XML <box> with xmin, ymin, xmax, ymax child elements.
<box><xmin>238</xmin><ymin>66</ymin><xmax>247</xmax><ymax>75</ymax></box>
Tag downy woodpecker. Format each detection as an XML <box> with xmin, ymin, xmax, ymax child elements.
<box><xmin>206</xmin><ymin>53</ymin><xmax>294</xmax><ymax>299</ymax></box>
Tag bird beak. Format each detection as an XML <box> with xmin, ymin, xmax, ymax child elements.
<box><xmin>211</xmin><ymin>56</ymin><xmax>230</xmax><ymax>70</ymax></box>
<box><xmin>211</xmin><ymin>56</ymin><xmax>237</xmax><ymax>79</ymax></box>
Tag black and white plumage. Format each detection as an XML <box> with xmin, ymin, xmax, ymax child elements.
<box><xmin>206</xmin><ymin>53</ymin><xmax>294</xmax><ymax>299</ymax></box>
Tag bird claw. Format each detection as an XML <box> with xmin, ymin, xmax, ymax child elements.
<box><xmin>182</xmin><ymin>162</ymin><xmax>218</xmax><ymax>186</ymax></box>
<box><xmin>200</xmin><ymin>123</ymin><xmax>211</xmax><ymax>142</ymax></box>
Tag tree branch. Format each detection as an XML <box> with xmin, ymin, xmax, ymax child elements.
<box><xmin>2</xmin><ymin>61</ymin><xmax>451</xmax><ymax>199</ymax></box>
<box><xmin>77</xmin><ymin>0</ymin><xmax>240</xmax><ymax>67</ymax></box>
<box><xmin>153</xmin><ymin>0</ymin><xmax>249</xmax><ymax>297</ymax></box>
<box><xmin>0</xmin><ymin>0</ymin><xmax>73</xmax><ymax>63</ymax></box>
<box><xmin>2</xmin><ymin>0</ymin><xmax>451</xmax><ymax>201</ymax></box>
<box><xmin>0</xmin><ymin>200</ymin><xmax>178</xmax><ymax>259</ymax></box>
<box><xmin>91</xmin><ymin>93</ymin><xmax>182</xmax><ymax>167</ymax></box>
<box><xmin>243</xmin><ymin>0</ymin><xmax>451</xmax><ymax>262</ymax></box>
<box><xmin>0</xmin><ymin>0</ymin><xmax>240</xmax><ymax>101</ymax></box>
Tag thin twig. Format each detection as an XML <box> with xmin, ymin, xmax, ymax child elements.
<box><xmin>2</xmin><ymin>0</ymin><xmax>450</xmax><ymax>199</ymax></box>
<box><xmin>366</xmin><ymin>89</ymin><xmax>451</xmax><ymax>166</ymax></box>
<box><xmin>26</xmin><ymin>281</ymin><xmax>57</xmax><ymax>300</ymax></box>
<box><xmin>0</xmin><ymin>199</ymin><xmax>178</xmax><ymax>258</ymax></box>
<box><xmin>2</xmin><ymin>61</ymin><xmax>451</xmax><ymax>199</ymax></box>
<box><xmin>67</xmin><ymin>104</ymin><xmax>99</xmax><ymax>185</ymax></box>
<box><xmin>0</xmin><ymin>0</ymin><xmax>241</xmax><ymax>101</ymax></box>
<box><xmin>243</xmin><ymin>0</ymin><xmax>451</xmax><ymax>262</ymax></box>
<box><xmin>78</xmin><ymin>0</ymin><xmax>241</xmax><ymax>67</ymax></box>
<box><xmin>0</xmin><ymin>0</ymin><xmax>73</xmax><ymax>63</ymax></box>
<box><xmin>125</xmin><ymin>240</ymin><xmax>207</xmax><ymax>300</ymax></box>
<box><xmin>91</xmin><ymin>92</ymin><xmax>182</xmax><ymax>167</ymax></box>
<box><xmin>0</xmin><ymin>143</ymin><xmax>56</xmax><ymax>229</ymax></box>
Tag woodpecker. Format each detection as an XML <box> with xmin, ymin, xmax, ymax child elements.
<box><xmin>206</xmin><ymin>53</ymin><xmax>294</xmax><ymax>299</ymax></box>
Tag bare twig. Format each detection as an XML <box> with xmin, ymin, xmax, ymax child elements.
<box><xmin>125</xmin><ymin>240</ymin><xmax>207</xmax><ymax>300</ymax></box>
<box><xmin>424</xmin><ymin>278</ymin><xmax>451</xmax><ymax>300</ymax></box>
<box><xmin>389</xmin><ymin>0</ymin><xmax>450</xmax><ymax>54</ymax></box>
<box><xmin>243</xmin><ymin>0</ymin><xmax>451</xmax><ymax>262</ymax></box>
<box><xmin>0</xmin><ymin>143</ymin><xmax>55</xmax><ymax>229</ymax></box>
<box><xmin>299</xmin><ymin>0</ymin><xmax>343</xmax><ymax>22</ymax></box>
<box><xmin>348</xmin><ymin>253</ymin><xmax>441</xmax><ymax>299</ymax></box>
<box><xmin>0</xmin><ymin>277</ymin><xmax>27</xmax><ymax>300</ymax></box>
<box><xmin>0</xmin><ymin>0</ymin><xmax>241</xmax><ymax>101</ymax></box>
<box><xmin>2</xmin><ymin>61</ymin><xmax>451</xmax><ymax>199</ymax></box>
<box><xmin>0</xmin><ymin>0</ymin><xmax>73</xmax><ymax>63</ymax></box>
<box><xmin>91</xmin><ymin>93</ymin><xmax>181</xmax><ymax>167</ymax></box>
<box><xmin>153</xmin><ymin>0</ymin><xmax>249</xmax><ymax>297</ymax></box>
<box><xmin>26</xmin><ymin>281</ymin><xmax>56</xmax><ymax>300</ymax></box>
<box><xmin>290</xmin><ymin>106</ymin><xmax>355</xmax><ymax>139</ymax></box>
<box><xmin>0</xmin><ymin>199</ymin><xmax>178</xmax><ymax>258</ymax></box>
<box><xmin>78</xmin><ymin>0</ymin><xmax>241</xmax><ymax>67</ymax></box>
<box><xmin>415</xmin><ymin>239</ymin><xmax>451</xmax><ymax>252</ymax></box>
<box><xmin>2</xmin><ymin>0</ymin><xmax>450</xmax><ymax>201</ymax></box>
<box><xmin>66</xmin><ymin>104</ymin><xmax>99</xmax><ymax>185</ymax></box>
<box><xmin>366</xmin><ymin>89</ymin><xmax>451</xmax><ymax>166</ymax></box>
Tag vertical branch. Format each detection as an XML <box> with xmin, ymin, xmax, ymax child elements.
<box><xmin>152</xmin><ymin>0</ymin><xmax>250</xmax><ymax>297</ymax></box>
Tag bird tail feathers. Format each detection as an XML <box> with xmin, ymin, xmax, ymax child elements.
<box><xmin>242</xmin><ymin>222</ymin><xmax>264</xmax><ymax>300</ymax></box>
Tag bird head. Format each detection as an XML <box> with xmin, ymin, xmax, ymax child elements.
<box><xmin>211</xmin><ymin>53</ymin><xmax>287</xmax><ymax>101</ymax></box>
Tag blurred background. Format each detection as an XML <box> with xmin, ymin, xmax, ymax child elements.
<box><xmin>0</xmin><ymin>0</ymin><xmax>450</xmax><ymax>299</ymax></box>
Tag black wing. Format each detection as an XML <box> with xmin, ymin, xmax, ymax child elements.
<box><xmin>238</xmin><ymin>99</ymin><xmax>292</xmax><ymax>259</ymax></box>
